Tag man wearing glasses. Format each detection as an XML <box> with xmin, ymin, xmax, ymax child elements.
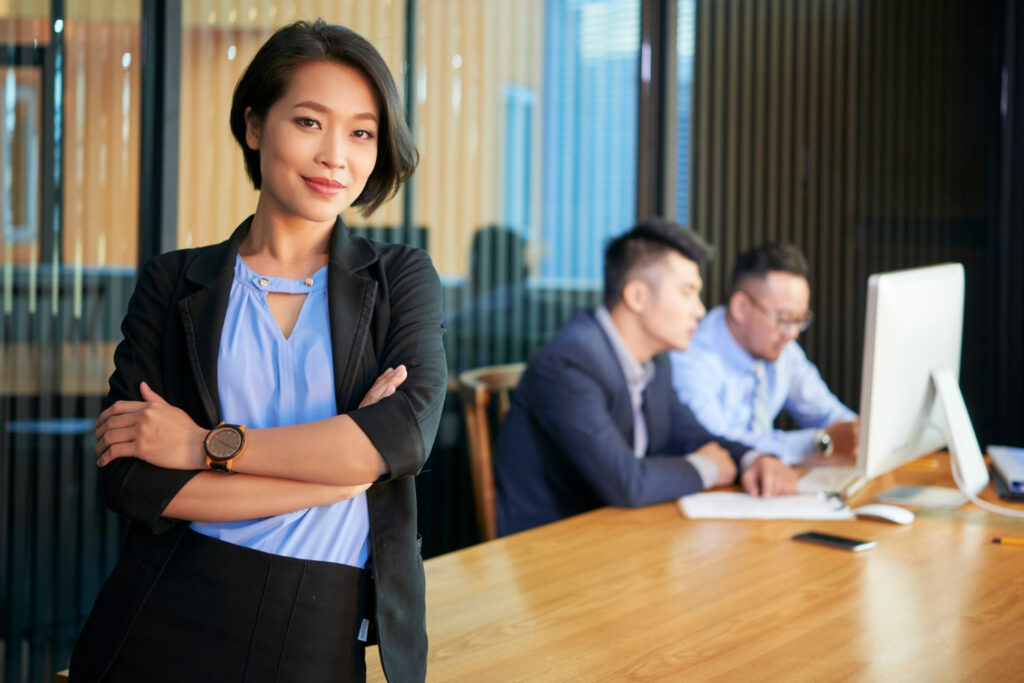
<box><xmin>671</xmin><ymin>243</ymin><xmax>858</xmax><ymax>465</ymax></box>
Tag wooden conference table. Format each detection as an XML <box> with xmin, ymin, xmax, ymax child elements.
<box><xmin>367</xmin><ymin>452</ymin><xmax>1024</xmax><ymax>681</ymax></box>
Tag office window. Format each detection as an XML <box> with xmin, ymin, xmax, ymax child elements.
<box><xmin>416</xmin><ymin>0</ymin><xmax>639</xmax><ymax>372</ymax></box>
<box><xmin>677</xmin><ymin>0</ymin><xmax>696</xmax><ymax>225</ymax></box>
<box><xmin>540</xmin><ymin>0</ymin><xmax>640</xmax><ymax>284</ymax></box>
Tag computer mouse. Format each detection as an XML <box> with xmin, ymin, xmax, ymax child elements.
<box><xmin>853</xmin><ymin>504</ymin><xmax>915</xmax><ymax>525</ymax></box>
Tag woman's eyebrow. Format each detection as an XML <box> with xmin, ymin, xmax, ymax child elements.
<box><xmin>352</xmin><ymin>111</ymin><xmax>379</xmax><ymax>124</ymax></box>
<box><xmin>293</xmin><ymin>100</ymin><xmax>331</xmax><ymax>113</ymax></box>
<box><xmin>293</xmin><ymin>100</ymin><xmax>379</xmax><ymax>124</ymax></box>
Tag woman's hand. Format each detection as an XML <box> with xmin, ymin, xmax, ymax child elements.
<box><xmin>358</xmin><ymin>365</ymin><xmax>408</xmax><ymax>408</ymax></box>
<box><xmin>335</xmin><ymin>483</ymin><xmax>374</xmax><ymax>502</ymax></box>
<box><xmin>95</xmin><ymin>381</ymin><xmax>207</xmax><ymax>470</ymax></box>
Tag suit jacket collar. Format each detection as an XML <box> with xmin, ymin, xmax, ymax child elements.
<box><xmin>178</xmin><ymin>215</ymin><xmax>380</xmax><ymax>425</ymax></box>
<box><xmin>325</xmin><ymin>221</ymin><xmax>380</xmax><ymax>412</ymax></box>
<box><xmin>574</xmin><ymin>308</ymin><xmax>669</xmax><ymax>455</ymax></box>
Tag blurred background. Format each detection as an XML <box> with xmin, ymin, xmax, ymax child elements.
<box><xmin>1</xmin><ymin>1</ymin><xmax>1022</xmax><ymax>679</ymax></box>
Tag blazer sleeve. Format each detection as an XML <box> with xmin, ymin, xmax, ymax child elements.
<box><xmin>100</xmin><ymin>256</ymin><xmax>201</xmax><ymax>534</ymax></box>
<box><xmin>523</xmin><ymin>345</ymin><xmax>709</xmax><ymax>508</ymax></box>
<box><xmin>667</xmin><ymin>392</ymin><xmax>750</xmax><ymax>469</ymax></box>
<box><xmin>347</xmin><ymin>248</ymin><xmax>448</xmax><ymax>480</ymax></box>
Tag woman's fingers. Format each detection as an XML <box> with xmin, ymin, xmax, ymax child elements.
<box><xmin>358</xmin><ymin>365</ymin><xmax>408</xmax><ymax>408</ymax></box>
<box><xmin>95</xmin><ymin>412</ymin><xmax>139</xmax><ymax>442</ymax></box>
<box><xmin>338</xmin><ymin>483</ymin><xmax>373</xmax><ymax>501</ymax></box>
<box><xmin>139</xmin><ymin>381</ymin><xmax>170</xmax><ymax>405</ymax></box>
<box><xmin>96</xmin><ymin>440</ymin><xmax>135</xmax><ymax>467</ymax></box>
<box><xmin>96</xmin><ymin>399</ymin><xmax>147</xmax><ymax>428</ymax></box>
<box><xmin>95</xmin><ymin>425</ymin><xmax>139</xmax><ymax>460</ymax></box>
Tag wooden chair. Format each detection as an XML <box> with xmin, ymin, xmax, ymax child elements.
<box><xmin>457</xmin><ymin>363</ymin><xmax>525</xmax><ymax>542</ymax></box>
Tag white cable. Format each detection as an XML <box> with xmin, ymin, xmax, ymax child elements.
<box><xmin>933</xmin><ymin>421</ymin><xmax>1024</xmax><ymax>519</ymax></box>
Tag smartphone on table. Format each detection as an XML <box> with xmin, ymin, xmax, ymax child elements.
<box><xmin>793</xmin><ymin>531</ymin><xmax>876</xmax><ymax>552</ymax></box>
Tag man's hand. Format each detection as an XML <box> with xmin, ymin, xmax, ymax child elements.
<box><xmin>358</xmin><ymin>365</ymin><xmax>408</xmax><ymax>408</ymax></box>
<box><xmin>741</xmin><ymin>455</ymin><xmax>799</xmax><ymax>498</ymax></box>
<box><xmin>695</xmin><ymin>442</ymin><xmax>738</xmax><ymax>487</ymax></box>
<box><xmin>826</xmin><ymin>419</ymin><xmax>859</xmax><ymax>457</ymax></box>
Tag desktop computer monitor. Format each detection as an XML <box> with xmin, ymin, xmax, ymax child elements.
<box><xmin>854</xmin><ymin>263</ymin><xmax>986</xmax><ymax>493</ymax></box>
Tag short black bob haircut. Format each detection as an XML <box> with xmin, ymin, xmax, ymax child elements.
<box><xmin>729</xmin><ymin>243</ymin><xmax>810</xmax><ymax>292</ymax></box>
<box><xmin>229</xmin><ymin>20</ymin><xmax>418</xmax><ymax>217</ymax></box>
<box><xmin>603</xmin><ymin>218</ymin><xmax>712</xmax><ymax>310</ymax></box>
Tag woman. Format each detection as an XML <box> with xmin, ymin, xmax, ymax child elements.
<box><xmin>70</xmin><ymin>20</ymin><xmax>445</xmax><ymax>682</ymax></box>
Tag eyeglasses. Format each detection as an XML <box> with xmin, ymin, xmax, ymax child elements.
<box><xmin>739</xmin><ymin>290</ymin><xmax>814</xmax><ymax>333</ymax></box>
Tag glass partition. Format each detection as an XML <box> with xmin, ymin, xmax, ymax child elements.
<box><xmin>418</xmin><ymin>0</ymin><xmax>641</xmax><ymax>374</ymax></box>
<box><xmin>1</xmin><ymin>2</ymin><xmax>141</xmax><ymax>681</ymax></box>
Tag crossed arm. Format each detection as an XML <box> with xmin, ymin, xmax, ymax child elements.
<box><xmin>99</xmin><ymin>249</ymin><xmax>447</xmax><ymax>528</ymax></box>
<box><xmin>95</xmin><ymin>367</ymin><xmax>407</xmax><ymax>523</ymax></box>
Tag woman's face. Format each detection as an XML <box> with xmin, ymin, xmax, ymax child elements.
<box><xmin>246</xmin><ymin>60</ymin><xmax>380</xmax><ymax>225</ymax></box>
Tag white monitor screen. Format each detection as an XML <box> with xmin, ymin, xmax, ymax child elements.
<box><xmin>856</xmin><ymin>263</ymin><xmax>965</xmax><ymax>480</ymax></box>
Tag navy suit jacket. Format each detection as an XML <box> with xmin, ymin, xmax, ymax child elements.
<box><xmin>494</xmin><ymin>309</ymin><xmax>748</xmax><ymax>536</ymax></box>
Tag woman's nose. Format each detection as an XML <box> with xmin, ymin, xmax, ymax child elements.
<box><xmin>316</xmin><ymin>133</ymin><xmax>347</xmax><ymax>169</ymax></box>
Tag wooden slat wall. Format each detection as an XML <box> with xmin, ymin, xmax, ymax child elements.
<box><xmin>690</xmin><ymin>0</ymin><xmax>1005</xmax><ymax>441</ymax></box>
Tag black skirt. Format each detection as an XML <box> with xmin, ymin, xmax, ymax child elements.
<box><xmin>85</xmin><ymin>529</ymin><xmax>369</xmax><ymax>682</ymax></box>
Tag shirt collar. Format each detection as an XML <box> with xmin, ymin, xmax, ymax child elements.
<box><xmin>594</xmin><ymin>306</ymin><xmax>655</xmax><ymax>393</ymax></box>
<box><xmin>234</xmin><ymin>254</ymin><xmax>328</xmax><ymax>294</ymax></box>
<box><xmin>707</xmin><ymin>305</ymin><xmax>761</xmax><ymax>373</ymax></box>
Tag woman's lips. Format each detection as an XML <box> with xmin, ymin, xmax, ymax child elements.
<box><xmin>303</xmin><ymin>176</ymin><xmax>344</xmax><ymax>195</ymax></box>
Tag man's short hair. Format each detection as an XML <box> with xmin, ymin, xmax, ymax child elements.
<box><xmin>603</xmin><ymin>219</ymin><xmax>712</xmax><ymax>309</ymax></box>
<box><xmin>730</xmin><ymin>243</ymin><xmax>809</xmax><ymax>293</ymax></box>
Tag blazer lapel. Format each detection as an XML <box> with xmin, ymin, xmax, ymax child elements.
<box><xmin>327</xmin><ymin>218</ymin><xmax>380</xmax><ymax>412</ymax></box>
<box><xmin>178</xmin><ymin>219</ymin><xmax>248</xmax><ymax>426</ymax></box>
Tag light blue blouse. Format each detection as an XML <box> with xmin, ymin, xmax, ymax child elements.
<box><xmin>190</xmin><ymin>255</ymin><xmax>370</xmax><ymax>568</ymax></box>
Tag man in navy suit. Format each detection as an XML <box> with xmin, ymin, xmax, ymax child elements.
<box><xmin>494</xmin><ymin>219</ymin><xmax>799</xmax><ymax>536</ymax></box>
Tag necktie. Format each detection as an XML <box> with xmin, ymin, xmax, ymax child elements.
<box><xmin>750</xmin><ymin>360</ymin><xmax>772</xmax><ymax>433</ymax></box>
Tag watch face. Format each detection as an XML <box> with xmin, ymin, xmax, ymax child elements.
<box><xmin>206</xmin><ymin>426</ymin><xmax>244</xmax><ymax>461</ymax></box>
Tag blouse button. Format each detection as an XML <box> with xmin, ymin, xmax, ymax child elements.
<box><xmin>258</xmin><ymin>277</ymin><xmax>269</xmax><ymax>287</ymax></box>
<box><xmin>304</xmin><ymin>277</ymin><xmax>314</xmax><ymax>287</ymax></box>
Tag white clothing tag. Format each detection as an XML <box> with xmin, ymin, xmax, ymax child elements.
<box><xmin>358</xmin><ymin>618</ymin><xmax>370</xmax><ymax>642</ymax></box>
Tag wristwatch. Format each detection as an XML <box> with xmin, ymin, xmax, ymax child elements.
<box><xmin>204</xmin><ymin>423</ymin><xmax>247</xmax><ymax>472</ymax></box>
<box><xmin>814</xmin><ymin>429</ymin><xmax>835</xmax><ymax>458</ymax></box>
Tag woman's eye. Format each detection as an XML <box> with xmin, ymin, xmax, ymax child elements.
<box><xmin>295</xmin><ymin>117</ymin><xmax>320</xmax><ymax>129</ymax></box>
<box><xmin>353</xmin><ymin>129</ymin><xmax>376</xmax><ymax>140</ymax></box>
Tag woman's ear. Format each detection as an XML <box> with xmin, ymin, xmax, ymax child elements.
<box><xmin>244</xmin><ymin>107</ymin><xmax>261</xmax><ymax>150</ymax></box>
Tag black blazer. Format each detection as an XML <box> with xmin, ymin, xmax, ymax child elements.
<box><xmin>494</xmin><ymin>309</ymin><xmax>748</xmax><ymax>536</ymax></box>
<box><xmin>70</xmin><ymin>217</ymin><xmax>447</xmax><ymax>682</ymax></box>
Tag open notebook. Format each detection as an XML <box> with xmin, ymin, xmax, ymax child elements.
<box><xmin>678</xmin><ymin>492</ymin><xmax>854</xmax><ymax>520</ymax></box>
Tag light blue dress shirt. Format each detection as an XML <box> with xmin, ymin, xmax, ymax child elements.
<box><xmin>670</xmin><ymin>305</ymin><xmax>856</xmax><ymax>465</ymax></box>
<box><xmin>191</xmin><ymin>255</ymin><xmax>370</xmax><ymax>567</ymax></box>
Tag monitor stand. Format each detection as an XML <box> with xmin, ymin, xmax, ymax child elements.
<box><xmin>931</xmin><ymin>368</ymin><xmax>989</xmax><ymax>496</ymax></box>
